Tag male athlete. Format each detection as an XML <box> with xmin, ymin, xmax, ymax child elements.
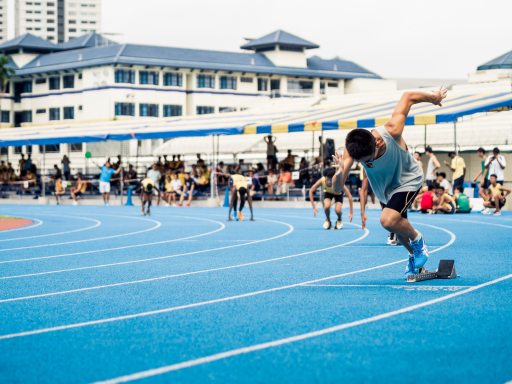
<box><xmin>309</xmin><ymin>167</ymin><xmax>353</xmax><ymax>229</ymax></box>
<box><xmin>139</xmin><ymin>177</ymin><xmax>160</xmax><ymax>216</ymax></box>
<box><xmin>228</xmin><ymin>173</ymin><xmax>254</xmax><ymax>221</ymax></box>
<box><xmin>334</xmin><ymin>87</ymin><xmax>447</xmax><ymax>276</ymax></box>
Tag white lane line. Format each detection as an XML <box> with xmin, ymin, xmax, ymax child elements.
<box><xmin>0</xmin><ymin>215</ymin><xmax>225</xmax><ymax>266</ymax></box>
<box><xmin>0</xmin><ymin>216</ymin><xmax>101</xmax><ymax>242</ymax></box>
<box><xmin>423</xmin><ymin>216</ymin><xmax>512</xmax><ymax>230</ymax></box>
<box><xmin>95</xmin><ymin>273</ymin><xmax>512</xmax><ymax>384</ymax></box>
<box><xmin>302</xmin><ymin>284</ymin><xmax>471</xmax><ymax>291</ymax></box>
<box><xmin>0</xmin><ymin>221</ymin><xmax>453</xmax><ymax>340</ymax></box>
<box><xmin>0</xmin><ymin>218</ymin><xmax>43</xmax><ymax>233</ymax></box>
<box><xmin>0</xmin><ymin>223</ymin><xmax>363</xmax><ymax>302</ymax></box>
<box><xmin>0</xmin><ymin>218</ymin><xmax>293</xmax><ymax>279</ymax></box>
<box><xmin>0</xmin><ymin>214</ymin><xmax>162</xmax><ymax>252</ymax></box>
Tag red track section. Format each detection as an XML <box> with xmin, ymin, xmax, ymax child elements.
<box><xmin>0</xmin><ymin>218</ymin><xmax>33</xmax><ymax>231</ymax></box>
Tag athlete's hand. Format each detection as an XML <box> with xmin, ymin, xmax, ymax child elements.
<box><xmin>349</xmin><ymin>211</ymin><xmax>353</xmax><ymax>222</ymax></box>
<box><xmin>432</xmin><ymin>86</ymin><xmax>448</xmax><ymax>107</ymax></box>
<box><xmin>313</xmin><ymin>206</ymin><xmax>318</xmax><ymax>217</ymax></box>
<box><xmin>361</xmin><ymin>212</ymin><xmax>367</xmax><ymax>230</ymax></box>
<box><xmin>332</xmin><ymin>152</ymin><xmax>343</xmax><ymax>173</ymax></box>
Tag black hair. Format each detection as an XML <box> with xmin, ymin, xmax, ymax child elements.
<box><xmin>145</xmin><ymin>183</ymin><xmax>153</xmax><ymax>193</ymax></box>
<box><xmin>477</xmin><ymin>147</ymin><xmax>486</xmax><ymax>154</ymax></box>
<box><xmin>425</xmin><ymin>146</ymin><xmax>433</xmax><ymax>153</ymax></box>
<box><xmin>345</xmin><ymin>129</ymin><xmax>376</xmax><ymax>160</ymax></box>
<box><xmin>493</xmin><ymin>147</ymin><xmax>500</xmax><ymax>154</ymax></box>
<box><xmin>490</xmin><ymin>174</ymin><xmax>498</xmax><ymax>179</ymax></box>
<box><xmin>427</xmin><ymin>184</ymin><xmax>435</xmax><ymax>191</ymax></box>
<box><xmin>448</xmin><ymin>152</ymin><xmax>455</xmax><ymax>157</ymax></box>
<box><xmin>454</xmin><ymin>186</ymin><xmax>463</xmax><ymax>193</ymax></box>
<box><xmin>437</xmin><ymin>172</ymin><xmax>447</xmax><ymax>178</ymax></box>
<box><xmin>323</xmin><ymin>167</ymin><xmax>336</xmax><ymax>178</ymax></box>
<box><xmin>414</xmin><ymin>151</ymin><xmax>422</xmax><ymax>157</ymax></box>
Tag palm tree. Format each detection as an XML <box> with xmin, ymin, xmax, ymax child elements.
<box><xmin>0</xmin><ymin>55</ymin><xmax>14</xmax><ymax>93</ymax></box>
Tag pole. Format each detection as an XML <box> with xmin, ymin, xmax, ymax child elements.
<box><xmin>454</xmin><ymin>121</ymin><xmax>458</xmax><ymax>155</ymax></box>
<box><xmin>42</xmin><ymin>145</ymin><xmax>46</xmax><ymax>198</ymax></box>
<box><xmin>119</xmin><ymin>141</ymin><xmax>124</xmax><ymax>205</ymax></box>
<box><xmin>424</xmin><ymin>124</ymin><xmax>427</xmax><ymax>149</ymax></box>
<box><xmin>210</xmin><ymin>134</ymin><xmax>215</xmax><ymax>199</ymax></box>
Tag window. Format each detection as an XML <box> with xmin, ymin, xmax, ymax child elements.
<box><xmin>163</xmin><ymin>73</ymin><xmax>182</xmax><ymax>87</ymax></box>
<box><xmin>115</xmin><ymin>102</ymin><xmax>135</xmax><ymax>116</ymax></box>
<box><xmin>49</xmin><ymin>107</ymin><xmax>60</xmax><ymax>120</ymax></box>
<box><xmin>47</xmin><ymin>10</ymin><xmax>54</xmax><ymax>14</ymax></box>
<box><xmin>257</xmin><ymin>78</ymin><xmax>268</xmax><ymax>91</ymax></box>
<box><xmin>139</xmin><ymin>103</ymin><xmax>159</xmax><ymax>117</ymax></box>
<box><xmin>36</xmin><ymin>108</ymin><xmax>46</xmax><ymax>114</ymax></box>
<box><xmin>39</xmin><ymin>144</ymin><xmax>60</xmax><ymax>153</ymax></box>
<box><xmin>63</xmin><ymin>106</ymin><xmax>74</xmax><ymax>119</ymax></box>
<box><xmin>63</xmin><ymin>74</ymin><xmax>74</xmax><ymax>88</ymax></box>
<box><xmin>219</xmin><ymin>76</ymin><xmax>237</xmax><ymax>90</ymax></box>
<box><xmin>139</xmin><ymin>71</ymin><xmax>159</xmax><ymax>85</ymax></box>
<box><xmin>197</xmin><ymin>74</ymin><xmax>215</xmax><ymax>89</ymax></box>
<box><xmin>196</xmin><ymin>106</ymin><xmax>215</xmax><ymax>115</ymax></box>
<box><xmin>115</xmin><ymin>69</ymin><xmax>135</xmax><ymax>84</ymax></box>
<box><xmin>219</xmin><ymin>107</ymin><xmax>236</xmax><ymax>113</ymax></box>
<box><xmin>70</xmin><ymin>143</ymin><xmax>82</xmax><ymax>152</ymax></box>
<box><xmin>328</xmin><ymin>82</ymin><xmax>338</xmax><ymax>87</ymax></box>
<box><xmin>68</xmin><ymin>19</ymin><xmax>76</xmax><ymax>24</ymax></box>
<box><xmin>22</xmin><ymin>81</ymin><xmax>32</xmax><ymax>93</ymax></box>
<box><xmin>49</xmin><ymin>76</ymin><xmax>60</xmax><ymax>90</ymax></box>
<box><xmin>47</xmin><ymin>27</ymin><xmax>55</xmax><ymax>31</ymax></box>
<box><xmin>78</xmin><ymin>73</ymin><xmax>82</xmax><ymax>79</ymax></box>
<box><xmin>21</xmin><ymin>111</ymin><xmax>32</xmax><ymax>123</ymax></box>
<box><xmin>0</xmin><ymin>147</ymin><xmax>7</xmax><ymax>155</ymax></box>
<box><xmin>287</xmin><ymin>80</ymin><xmax>313</xmax><ymax>94</ymax></box>
<box><xmin>47</xmin><ymin>19</ymin><xmax>54</xmax><ymax>23</ymax></box>
<box><xmin>35</xmin><ymin>78</ymin><xmax>46</xmax><ymax>84</ymax></box>
<box><xmin>1</xmin><ymin>111</ymin><xmax>9</xmax><ymax>122</ymax></box>
<box><xmin>240</xmin><ymin>77</ymin><xmax>253</xmax><ymax>83</ymax></box>
<box><xmin>163</xmin><ymin>104</ymin><xmax>182</xmax><ymax>117</ymax></box>
<box><xmin>14</xmin><ymin>146</ymin><xmax>23</xmax><ymax>154</ymax></box>
<box><xmin>69</xmin><ymin>28</ymin><xmax>76</xmax><ymax>32</ymax></box>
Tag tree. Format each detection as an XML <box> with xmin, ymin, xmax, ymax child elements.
<box><xmin>0</xmin><ymin>55</ymin><xmax>14</xmax><ymax>93</ymax></box>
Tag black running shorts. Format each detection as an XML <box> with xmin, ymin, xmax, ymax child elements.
<box><xmin>379</xmin><ymin>189</ymin><xmax>420</xmax><ymax>218</ymax></box>
<box><xmin>324</xmin><ymin>192</ymin><xmax>344</xmax><ymax>203</ymax></box>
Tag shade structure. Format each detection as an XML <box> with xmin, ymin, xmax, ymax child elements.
<box><xmin>0</xmin><ymin>90</ymin><xmax>511</xmax><ymax>147</ymax></box>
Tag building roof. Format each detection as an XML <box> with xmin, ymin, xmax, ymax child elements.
<box><xmin>56</xmin><ymin>32</ymin><xmax>117</xmax><ymax>50</ymax></box>
<box><xmin>0</xmin><ymin>33</ymin><xmax>57</xmax><ymax>53</ymax></box>
<box><xmin>16</xmin><ymin>42</ymin><xmax>380</xmax><ymax>79</ymax></box>
<box><xmin>240</xmin><ymin>30</ymin><xmax>319</xmax><ymax>50</ymax></box>
<box><xmin>477</xmin><ymin>50</ymin><xmax>512</xmax><ymax>70</ymax></box>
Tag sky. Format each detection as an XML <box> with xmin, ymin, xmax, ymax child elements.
<box><xmin>7</xmin><ymin>0</ymin><xmax>511</xmax><ymax>79</ymax></box>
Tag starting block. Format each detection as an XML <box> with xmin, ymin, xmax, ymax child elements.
<box><xmin>406</xmin><ymin>260</ymin><xmax>457</xmax><ymax>283</ymax></box>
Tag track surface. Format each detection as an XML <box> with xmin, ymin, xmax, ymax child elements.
<box><xmin>0</xmin><ymin>205</ymin><xmax>510</xmax><ymax>383</ymax></box>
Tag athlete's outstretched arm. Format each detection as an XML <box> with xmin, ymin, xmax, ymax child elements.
<box><xmin>309</xmin><ymin>179</ymin><xmax>322</xmax><ymax>217</ymax></box>
<box><xmin>332</xmin><ymin>149</ymin><xmax>354</xmax><ymax>193</ymax></box>
<box><xmin>386</xmin><ymin>87</ymin><xmax>447</xmax><ymax>140</ymax></box>
<box><xmin>343</xmin><ymin>185</ymin><xmax>354</xmax><ymax>222</ymax></box>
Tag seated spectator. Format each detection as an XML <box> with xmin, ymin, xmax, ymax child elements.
<box><xmin>266</xmin><ymin>169</ymin><xmax>278</xmax><ymax>195</ymax></box>
<box><xmin>277</xmin><ymin>168</ymin><xmax>294</xmax><ymax>194</ymax></box>
<box><xmin>169</xmin><ymin>172</ymin><xmax>183</xmax><ymax>206</ymax></box>
<box><xmin>432</xmin><ymin>184</ymin><xmax>455</xmax><ymax>214</ymax></box>
<box><xmin>414</xmin><ymin>185</ymin><xmax>435</xmax><ymax>213</ymax></box>
<box><xmin>124</xmin><ymin>164</ymin><xmax>138</xmax><ymax>185</ymax></box>
<box><xmin>280</xmin><ymin>149</ymin><xmax>297</xmax><ymax>170</ymax></box>
<box><xmin>248</xmin><ymin>169</ymin><xmax>261</xmax><ymax>196</ymax></box>
<box><xmin>179</xmin><ymin>173</ymin><xmax>197</xmax><ymax>207</ymax></box>
<box><xmin>453</xmin><ymin>186</ymin><xmax>472</xmax><ymax>213</ymax></box>
<box><xmin>54</xmin><ymin>177</ymin><xmax>65</xmax><ymax>205</ymax></box>
<box><xmin>71</xmin><ymin>173</ymin><xmax>87</xmax><ymax>205</ymax></box>
<box><xmin>436</xmin><ymin>172</ymin><xmax>452</xmax><ymax>195</ymax></box>
<box><xmin>482</xmin><ymin>174</ymin><xmax>511</xmax><ymax>216</ymax></box>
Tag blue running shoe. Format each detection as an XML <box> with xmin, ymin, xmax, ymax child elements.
<box><xmin>410</xmin><ymin>234</ymin><xmax>429</xmax><ymax>269</ymax></box>
<box><xmin>405</xmin><ymin>255</ymin><xmax>417</xmax><ymax>277</ymax></box>
<box><xmin>234</xmin><ymin>212</ymin><xmax>239</xmax><ymax>221</ymax></box>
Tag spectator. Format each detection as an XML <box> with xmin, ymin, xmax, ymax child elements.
<box><xmin>416</xmin><ymin>185</ymin><xmax>435</xmax><ymax>213</ymax></box>
<box><xmin>484</xmin><ymin>147</ymin><xmax>506</xmax><ymax>185</ymax></box>
<box><xmin>432</xmin><ymin>184</ymin><xmax>455</xmax><ymax>214</ymax></box>
<box><xmin>281</xmin><ymin>149</ymin><xmax>296</xmax><ymax>170</ymax></box>
<box><xmin>267</xmin><ymin>169</ymin><xmax>278</xmax><ymax>195</ymax></box>
<box><xmin>234</xmin><ymin>159</ymin><xmax>248</xmax><ymax>174</ymax></box>
<box><xmin>180</xmin><ymin>173</ymin><xmax>196</xmax><ymax>207</ymax></box>
<box><xmin>19</xmin><ymin>154</ymin><xmax>25</xmax><ymax>177</ymax></box>
<box><xmin>436</xmin><ymin>172</ymin><xmax>452</xmax><ymax>195</ymax></box>
<box><xmin>277</xmin><ymin>168</ymin><xmax>294</xmax><ymax>194</ymax></box>
<box><xmin>24</xmin><ymin>154</ymin><xmax>32</xmax><ymax>176</ymax></box>
<box><xmin>248</xmin><ymin>169</ymin><xmax>261</xmax><ymax>195</ymax></box>
<box><xmin>61</xmin><ymin>155</ymin><xmax>71</xmax><ymax>180</ymax></box>
<box><xmin>93</xmin><ymin>160</ymin><xmax>121</xmax><ymax>206</ymax></box>
<box><xmin>264</xmin><ymin>135</ymin><xmax>278</xmax><ymax>171</ymax></box>
<box><xmin>482</xmin><ymin>174</ymin><xmax>511</xmax><ymax>216</ymax></box>
<box><xmin>54</xmin><ymin>177</ymin><xmax>65</xmax><ymax>205</ymax></box>
<box><xmin>124</xmin><ymin>164</ymin><xmax>138</xmax><ymax>185</ymax></box>
<box><xmin>414</xmin><ymin>151</ymin><xmax>423</xmax><ymax>175</ymax></box>
<box><xmin>444</xmin><ymin>151</ymin><xmax>466</xmax><ymax>192</ymax></box>
<box><xmin>425</xmin><ymin>146</ymin><xmax>440</xmax><ymax>187</ymax></box>
<box><xmin>453</xmin><ymin>186</ymin><xmax>472</xmax><ymax>213</ymax></box>
<box><xmin>53</xmin><ymin>164</ymin><xmax>63</xmax><ymax>180</ymax></box>
<box><xmin>176</xmin><ymin>155</ymin><xmax>184</xmax><ymax>170</ymax></box>
<box><xmin>70</xmin><ymin>173</ymin><xmax>87</xmax><ymax>205</ymax></box>
<box><xmin>472</xmin><ymin>147</ymin><xmax>488</xmax><ymax>188</ymax></box>
<box><xmin>146</xmin><ymin>163</ymin><xmax>162</xmax><ymax>205</ymax></box>
<box><xmin>196</xmin><ymin>153</ymin><xmax>205</xmax><ymax>169</ymax></box>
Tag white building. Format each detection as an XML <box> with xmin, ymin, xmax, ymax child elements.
<box><xmin>14</xmin><ymin>0</ymin><xmax>101</xmax><ymax>43</ymax></box>
<box><xmin>0</xmin><ymin>0</ymin><xmax>8</xmax><ymax>42</ymax></box>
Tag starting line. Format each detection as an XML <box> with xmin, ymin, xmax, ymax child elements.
<box><xmin>303</xmin><ymin>283</ymin><xmax>469</xmax><ymax>292</ymax></box>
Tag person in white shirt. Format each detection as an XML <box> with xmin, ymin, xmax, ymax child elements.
<box><xmin>146</xmin><ymin>164</ymin><xmax>162</xmax><ymax>205</ymax></box>
<box><xmin>485</xmin><ymin>147</ymin><xmax>506</xmax><ymax>185</ymax></box>
<box><xmin>424</xmin><ymin>146</ymin><xmax>440</xmax><ymax>187</ymax></box>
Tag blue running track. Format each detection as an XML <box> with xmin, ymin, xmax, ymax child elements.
<box><xmin>0</xmin><ymin>205</ymin><xmax>511</xmax><ymax>383</ymax></box>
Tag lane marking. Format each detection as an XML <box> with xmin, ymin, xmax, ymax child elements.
<box><xmin>302</xmin><ymin>284</ymin><xmax>470</xmax><ymax>291</ymax></box>
<box><xmin>95</xmin><ymin>273</ymin><xmax>512</xmax><ymax>383</ymax></box>
<box><xmin>0</xmin><ymin>214</ymin><xmax>162</xmax><ymax>252</ymax></box>
<box><xmin>0</xmin><ymin>215</ymin><xmax>225</xmax><ymax>266</ymax></box>
<box><xmin>0</xmin><ymin>223</ymin><xmax>364</xmax><ymax>303</ymax></box>
<box><xmin>0</xmin><ymin>218</ymin><xmax>43</xmax><ymax>233</ymax></box>
<box><xmin>0</xmin><ymin>216</ymin><xmax>101</xmax><ymax>243</ymax></box>
<box><xmin>0</xmin><ymin>218</ymin><xmax>292</xmax><ymax>279</ymax></box>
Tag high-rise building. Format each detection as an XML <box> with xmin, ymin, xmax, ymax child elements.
<box><xmin>0</xmin><ymin>0</ymin><xmax>8</xmax><ymax>42</ymax></box>
<box><xmin>14</xmin><ymin>0</ymin><xmax>101</xmax><ymax>43</ymax></box>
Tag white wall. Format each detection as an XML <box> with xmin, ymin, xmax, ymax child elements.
<box><xmin>262</xmin><ymin>48</ymin><xmax>308</xmax><ymax>68</ymax></box>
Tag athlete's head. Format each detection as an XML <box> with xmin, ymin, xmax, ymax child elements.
<box><xmin>323</xmin><ymin>167</ymin><xmax>336</xmax><ymax>187</ymax></box>
<box><xmin>238</xmin><ymin>186</ymin><xmax>247</xmax><ymax>197</ymax></box>
<box><xmin>345</xmin><ymin>129</ymin><xmax>376</xmax><ymax>162</ymax></box>
<box><xmin>145</xmin><ymin>183</ymin><xmax>153</xmax><ymax>193</ymax></box>
<box><xmin>489</xmin><ymin>174</ymin><xmax>498</xmax><ymax>185</ymax></box>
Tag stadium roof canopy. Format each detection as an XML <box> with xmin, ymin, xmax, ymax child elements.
<box><xmin>0</xmin><ymin>91</ymin><xmax>511</xmax><ymax>147</ymax></box>
<box><xmin>240</xmin><ymin>30</ymin><xmax>319</xmax><ymax>50</ymax></box>
<box><xmin>477</xmin><ymin>50</ymin><xmax>512</xmax><ymax>70</ymax></box>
